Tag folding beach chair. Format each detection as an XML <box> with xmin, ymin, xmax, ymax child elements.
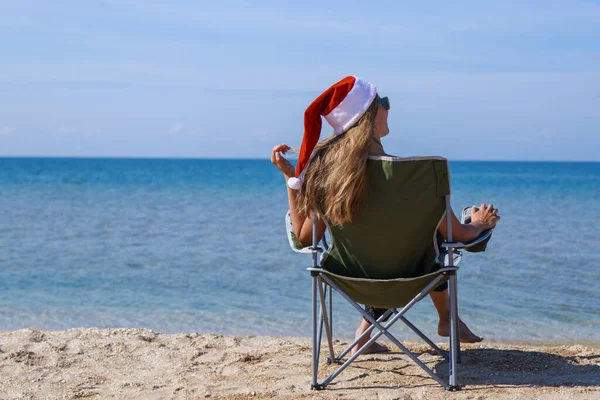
<box><xmin>285</xmin><ymin>156</ymin><xmax>493</xmax><ymax>391</ymax></box>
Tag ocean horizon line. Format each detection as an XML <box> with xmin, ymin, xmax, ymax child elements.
<box><xmin>1</xmin><ymin>155</ymin><xmax>600</xmax><ymax>164</ymax></box>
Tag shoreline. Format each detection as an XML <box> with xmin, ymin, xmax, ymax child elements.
<box><xmin>2</xmin><ymin>327</ymin><xmax>598</xmax><ymax>348</ymax></box>
<box><xmin>1</xmin><ymin>328</ymin><xmax>599</xmax><ymax>399</ymax></box>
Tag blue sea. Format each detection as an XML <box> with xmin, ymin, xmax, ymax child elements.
<box><xmin>0</xmin><ymin>157</ymin><xmax>599</xmax><ymax>343</ymax></box>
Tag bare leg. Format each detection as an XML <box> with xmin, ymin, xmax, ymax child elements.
<box><xmin>430</xmin><ymin>289</ymin><xmax>483</xmax><ymax>343</ymax></box>
<box><xmin>351</xmin><ymin>318</ymin><xmax>389</xmax><ymax>355</ymax></box>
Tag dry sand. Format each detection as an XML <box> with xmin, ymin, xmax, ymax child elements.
<box><xmin>0</xmin><ymin>328</ymin><xmax>599</xmax><ymax>399</ymax></box>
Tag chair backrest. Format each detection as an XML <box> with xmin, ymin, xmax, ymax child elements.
<box><xmin>321</xmin><ymin>156</ymin><xmax>451</xmax><ymax>279</ymax></box>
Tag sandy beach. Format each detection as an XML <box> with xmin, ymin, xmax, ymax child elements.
<box><xmin>0</xmin><ymin>328</ymin><xmax>598</xmax><ymax>399</ymax></box>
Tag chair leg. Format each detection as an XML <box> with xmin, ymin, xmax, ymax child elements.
<box><xmin>318</xmin><ymin>279</ymin><xmax>336</xmax><ymax>365</ymax></box>
<box><xmin>448</xmin><ymin>272</ymin><xmax>460</xmax><ymax>390</ymax></box>
<box><xmin>316</xmin><ymin>302</ymin><xmax>324</xmax><ymax>366</ymax></box>
<box><xmin>311</xmin><ymin>274</ymin><xmax>321</xmax><ymax>390</ymax></box>
<box><xmin>316</xmin><ymin>283</ymin><xmax>329</xmax><ymax>367</ymax></box>
<box><xmin>398</xmin><ymin>314</ymin><xmax>448</xmax><ymax>360</ymax></box>
<box><xmin>328</xmin><ymin>284</ymin><xmax>333</xmax><ymax>352</ymax></box>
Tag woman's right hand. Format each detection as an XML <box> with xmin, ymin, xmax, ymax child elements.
<box><xmin>271</xmin><ymin>144</ymin><xmax>295</xmax><ymax>178</ymax></box>
<box><xmin>470</xmin><ymin>204</ymin><xmax>501</xmax><ymax>231</ymax></box>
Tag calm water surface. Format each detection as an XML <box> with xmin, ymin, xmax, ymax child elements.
<box><xmin>0</xmin><ymin>157</ymin><xmax>598</xmax><ymax>343</ymax></box>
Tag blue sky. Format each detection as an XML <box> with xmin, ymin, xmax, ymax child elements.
<box><xmin>1</xmin><ymin>0</ymin><xmax>599</xmax><ymax>160</ymax></box>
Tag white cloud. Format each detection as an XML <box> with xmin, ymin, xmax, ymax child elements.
<box><xmin>58</xmin><ymin>126</ymin><xmax>74</xmax><ymax>135</ymax></box>
<box><xmin>0</xmin><ymin>127</ymin><xmax>16</xmax><ymax>136</ymax></box>
<box><xmin>187</xmin><ymin>128</ymin><xmax>204</xmax><ymax>137</ymax></box>
<box><xmin>56</xmin><ymin>126</ymin><xmax>102</xmax><ymax>137</ymax></box>
<box><xmin>95</xmin><ymin>0</ymin><xmax>600</xmax><ymax>37</ymax></box>
<box><xmin>250</xmin><ymin>128</ymin><xmax>269</xmax><ymax>138</ymax></box>
<box><xmin>168</xmin><ymin>122</ymin><xmax>184</xmax><ymax>136</ymax></box>
<box><xmin>167</xmin><ymin>124</ymin><xmax>207</xmax><ymax>137</ymax></box>
<box><xmin>539</xmin><ymin>128</ymin><xmax>557</xmax><ymax>139</ymax></box>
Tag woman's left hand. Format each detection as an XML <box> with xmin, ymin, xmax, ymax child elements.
<box><xmin>271</xmin><ymin>144</ymin><xmax>295</xmax><ymax>178</ymax></box>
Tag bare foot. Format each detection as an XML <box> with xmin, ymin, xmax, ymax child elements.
<box><xmin>351</xmin><ymin>323</ymin><xmax>390</xmax><ymax>356</ymax></box>
<box><xmin>351</xmin><ymin>340</ymin><xmax>389</xmax><ymax>356</ymax></box>
<box><xmin>438</xmin><ymin>318</ymin><xmax>483</xmax><ymax>343</ymax></box>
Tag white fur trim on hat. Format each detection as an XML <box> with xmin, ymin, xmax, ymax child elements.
<box><xmin>287</xmin><ymin>177</ymin><xmax>302</xmax><ymax>190</ymax></box>
<box><xmin>323</xmin><ymin>77</ymin><xmax>377</xmax><ymax>135</ymax></box>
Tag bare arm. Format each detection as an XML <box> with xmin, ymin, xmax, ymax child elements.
<box><xmin>438</xmin><ymin>204</ymin><xmax>500</xmax><ymax>243</ymax></box>
<box><xmin>272</xmin><ymin>144</ymin><xmax>326</xmax><ymax>247</ymax></box>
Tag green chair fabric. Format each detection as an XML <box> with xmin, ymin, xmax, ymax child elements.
<box><xmin>319</xmin><ymin>157</ymin><xmax>451</xmax><ymax>308</ymax></box>
<box><xmin>321</xmin><ymin>269</ymin><xmax>449</xmax><ymax>309</ymax></box>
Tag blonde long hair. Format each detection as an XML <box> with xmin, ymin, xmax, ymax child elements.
<box><xmin>297</xmin><ymin>97</ymin><xmax>379</xmax><ymax>226</ymax></box>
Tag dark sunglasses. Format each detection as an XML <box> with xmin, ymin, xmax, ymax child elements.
<box><xmin>379</xmin><ymin>96</ymin><xmax>390</xmax><ymax>111</ymax></box>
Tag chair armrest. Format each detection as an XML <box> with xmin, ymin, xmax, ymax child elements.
<box><xmin>440</xmin><ymin>228</ymin><xmax>494</xmax><ymax>251</ymax></box>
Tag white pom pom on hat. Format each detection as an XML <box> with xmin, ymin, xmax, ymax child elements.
<box><xmin>287</xmin><ymin>76</ymin><xmax>377</xmax><ymax>190</ymax></box>
<box><xmin>287</xmin><ymin>177</ymin><xmax>303</xmax><ymax>190</ymax></box>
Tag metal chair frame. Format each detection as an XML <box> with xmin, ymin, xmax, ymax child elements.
<box><xmin>305</xmin><ymin>195</ymin><xmax>491</xmax><ymax>391</ymax></box>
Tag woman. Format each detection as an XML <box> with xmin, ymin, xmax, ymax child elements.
<box><xmin>271</xmin><ymin>76</ymin><xmax>500</xmax><ymax>355</ymax></box>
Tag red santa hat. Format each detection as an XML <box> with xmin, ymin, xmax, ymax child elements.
<box><xmin>288</xmin><ymin>76</ymin><xmax>377</xmax><ymax>190</ymax></box>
